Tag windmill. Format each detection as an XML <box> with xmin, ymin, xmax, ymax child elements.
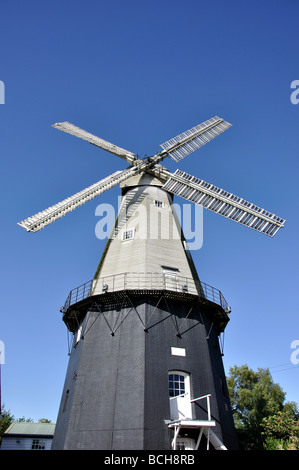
<box><xmin>18</xmin><ymin>117</ymin><xmax>285</xmax><ymax>451</ymax></box>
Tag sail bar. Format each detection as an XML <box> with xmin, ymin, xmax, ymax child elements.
<box><xmin>163</xmin><ymin>170</ymin><xmax>285</xmax><ymax>237</ymax></box>
<box><xmin>160</xmin><ymin>117</ymin><xmax>232</xmax><ymax>162</ymax></box>
<box><xmin>52</xmin><ymin>122</ymin><xmax>137</xmax><ymax>164</ymax></box>
<box><xmin>18</xmin><ymin>167</ymin><xmax>138</xmax><ymax>233</ymax></box>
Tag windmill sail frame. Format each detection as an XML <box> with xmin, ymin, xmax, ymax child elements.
<box><xmin>162</xmin><ymin>170</ymin><xmax>285</xmax><ymax>237</ymax></box>
<box><xmin>18</xmin><ymin>116</ymin><xmax>285</xmax><ymax>237</ymax></box>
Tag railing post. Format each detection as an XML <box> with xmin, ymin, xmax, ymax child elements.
<box><xmin>190</xmin><ymin>394</ymin><xmax>212</xmax><ymax>421</ymax></box>
<box><xmin>207</xmin><ymin>395</ymin><xmax>211</xmax><ymax>421</ymax></box>
<box><xmin>172</xmin><ymin>425</ymin><xmax>181</xmax><ymax>450</ymax></box>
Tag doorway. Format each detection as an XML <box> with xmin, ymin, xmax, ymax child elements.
<box><xmin>169</xmin><ymin>371</ymin><xmax>192</xmax><ymax>420</ymax></box>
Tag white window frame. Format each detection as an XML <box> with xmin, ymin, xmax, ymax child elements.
<box><xmin>122</xmin><ymin>228</ymin><xmax>135</xmax><ymax>241</ymax></box>
<box><xmin>32</xmin><ymin>439</ymin><xmax>45</xmax><ymax>450</ymax></box>
<box><xmin>154</xmin><ymin>199</ymin><xmax>164</xmax><ymax>208</ymax></box>
<box><xmin>161</xmin><ymin>266</ymin><xmax>179</xmax><ymax>276</ymax></box>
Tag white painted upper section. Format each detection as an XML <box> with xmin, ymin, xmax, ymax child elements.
<box><xmin>92</xmin><ymin>180</ymin><xmax>200</xmax><ymax>295</ymax></box>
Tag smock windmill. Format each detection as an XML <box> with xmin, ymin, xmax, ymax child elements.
<box><xmin>18</xmin><ymin>117</ymin><xmax>285</xmax><ymax>451</ymax></box>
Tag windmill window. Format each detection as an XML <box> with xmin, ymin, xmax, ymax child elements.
<box><xmin>154</xmin><ymin>200</ymin><xmax>164</xmax><ymax>208</ymax></box>
<box><xmin>32</xmin><ymin>439</ymin><xmax>45</xmax><ymax>450</ymax></box>
<box><xmin>161</xmin><ymin>266</ymin><xmax>179</xmax><ymax>276</ymax></box>
<box><xmin>122</xmin><ymin>229</ymin><xmax>134</xmax><ymax>241</ymax></box>
<box><xmin>169</xmin><ymin>373</ymin><xmax>185</xmax><ymax>397</ymax></box>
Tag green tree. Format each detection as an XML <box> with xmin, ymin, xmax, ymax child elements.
<box><xmin>0</xmin><ymin>405</ymin><xmax>14</xmax><ymax>444</ymax></box>
<box><xmin>261</xmin><ymin>405</ymin><xmax>299</xmax><ymax>450</ymax></box>
<box><xmin>227</xmin><ymin>364</ymin><xmax>298</xmax><ymax>450</ymax></box>
<box><xmin>38</xmin><ymin>418</ymin><xmax>52</xmax><ymax>423</ymax></box>
<box><xmin>17</xmin><ymin>416</ymin><xmax>33</xmax><ymax>422</ymax></box>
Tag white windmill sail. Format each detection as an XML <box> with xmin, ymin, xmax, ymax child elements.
<box><xmin>163</xmin><ymin>169</ymin><xmax>285</xmax><ymax>237</ymax></box>
<box><xmin>52</xmin><ymin>121</ymin><xmax>137</xmax><ymax>165</ymax></box>
<box><xmin>18</xmin><ymin>167</ymin><xmax>138</xmax><ymax>232</ymax></box>
<box><xmin>159</xmin><ymin>116</ymin><xmax>232</xmax><ymax>162</ymax></box>
<box><xmin>18</xmin><ymin>116</ymin><xmax>285</xmax><ymax>238</ymax></box>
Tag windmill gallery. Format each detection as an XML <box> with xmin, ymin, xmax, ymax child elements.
<box><xmin>18</xmin><ymin>117</ymin><xmax>285</xmax><ymax>450</ymax></box>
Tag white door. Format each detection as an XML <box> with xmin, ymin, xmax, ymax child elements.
<box><xmin>169</xmin><ymin>372</ymin><xmax>192</xmax><ymax>420</ymax></box>
<box><xmin>162</xmin><ymin>267</ymin><xmax>179</xmax><ymax>291</ymax></box>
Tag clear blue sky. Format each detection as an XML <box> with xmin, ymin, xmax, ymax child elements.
<box><xmin>0</xmin><ymin>0</ymin><xmax>298</xmax><ymax>422</ymax></box>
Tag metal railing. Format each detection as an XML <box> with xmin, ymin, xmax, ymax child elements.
<box><xmin>63</xmin><ymin>280</ymin><xmax>93</xmax><ymax>312</ymax></box>
<box><xmin>190</xmin><ymin>394</ymin><xmax>212</xmax><ymax>421</ymax></box>
<box><xmin>62</xmin><ymin>272</ymin><xmax>229</xmax><ymax>313</ymax></box>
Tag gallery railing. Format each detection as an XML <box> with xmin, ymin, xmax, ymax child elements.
<box><xmin>62</xmin><ymin>272</ymin><xmax>229</xmax><ymax>314</ymax></box>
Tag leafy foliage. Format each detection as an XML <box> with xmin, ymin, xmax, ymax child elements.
<box><xmin>261</xmin><ymin>406</ymin><xmax>299</xmax><ymax>450</ymax></box>
<box><xmin>227</xmin><ymin>364</ymin><xmax>299</xmax><ymax>450</ymax></box>
<box><xmin>0</xmin><ymin>405</ymin><xmax>14</xmax><ymax>443</ymax></box>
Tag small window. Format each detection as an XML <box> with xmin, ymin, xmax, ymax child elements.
<box><xmin>32</xmin><ymin>439</ymin><xmax>45</xmax><ymax>450</ymax></box>
<box><xmin>169</xmin><ymin>373</ymin><xmax>185</xmax><ymax>397</ymax></box>
<box><xmin>154</xmin><ymin>200</ymin><xmax>163</xmax><ymax>208</ymax></box>
<box><xmin>161</xmin><ymin>266</ymin><xmax>179</xmax><ymax>276</ymax></box>
<box><xmin>122</xmin><ymin>229</ymin><xmax>134</xmax><ymax>241</ymax></box>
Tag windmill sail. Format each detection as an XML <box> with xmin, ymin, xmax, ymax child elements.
<box><xmin>18</xmin><ymin>167</ymin><xmax>138</xmax><ymax>232</ymax></box>
<box><xmin>163</xmin><ymin>169</ymin><xmax>285</xmax><ymax>237</ymax></box>
<box><xmin>160</xmin><ymin>116</ymin><xmax>232</xmax><ymax>162</ymax></box>
<box><xmin>18</xmin><ymin>117</ymin><xmax>285</xmax><ymax>238</ymax></box>
<box><xmin>52</xmin><ymin>122</ymin><xmax>137</xmax><ymax>164</ymax></box>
